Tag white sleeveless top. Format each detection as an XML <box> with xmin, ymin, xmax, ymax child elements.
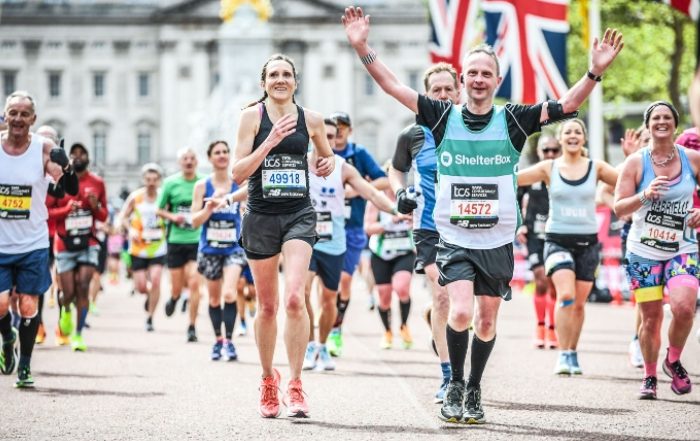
<box><xmin>0</xmin><ymin>133</ymin><xmax>49</xmax><ymax>253</ymax></box>
<box><xmin>309</xmin><ymin>155</ymin><xmax>346</xmax><ymax>255</ymax></box>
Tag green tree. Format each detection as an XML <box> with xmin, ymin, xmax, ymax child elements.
<box><xmin>567</xmin><ymin>0</ymin><xmax>696</xmax><ymax>124</ymax></box>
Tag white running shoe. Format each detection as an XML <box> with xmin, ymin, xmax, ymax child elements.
<box><xmin>628</xmin><ymin>338</ymin><xmax>643</xmax><ymax>368</ymax></box>
<box><xmin>302</xmin><ymin>342</ymin><xmax>318</xmax><ymax>371</ymax></box>
<box><xmin>315</xmin><ymin>344</ymin><xmax>336</xmax><ymax>371</ymax></box>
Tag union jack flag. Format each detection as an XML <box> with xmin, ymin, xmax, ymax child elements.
<box><xmin>482</xmin><ymin>0</ymin><xmax>570</xmax><ymax>104</ymax></box>
<box><xmin>655</xmin><ymin>0</ymin><xmax>700</xmax><ymax>20</ymax></box>
<box><xmin>428</xmin><ymin>0</ymin><xmax>481</xmax><ymax>74</ymax></box>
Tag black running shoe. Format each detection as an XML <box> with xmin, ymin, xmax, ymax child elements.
<box><xmin>145</xmin><ymin>317</ymin><xmax>154</xmax><ymax>332</ymax></box>
<box><xmin>15</xmin><ymin>364</ymin><xmax>34</xmax><ymax>388</ymax></box>
<box><xmin>164</xmin><ymin>297</ymin><xmax>178</xmax><ymax>317</ymax></box>
<box><xmin>187</xmin><ymin>326</ymin><xmax>198</xmax><ymax>343</ymax></box>
<box><xmin>439</xmin><ymin>380</ymin><xmax>465</xmax><ymax>423</ymax></box>
<box><xmin>463</xmin><ymin>385</ymin><xmax>485</xmax><ymax>424</ymax></box>
<box><xmin>0</xmin><ymin>328</ymin><xmax>18</xmax><ymax>375</ymax></box>
<box><xmin>181</xmin><ymin>298</ymin><xmax>189</xmax><ymax>314</ymax></box>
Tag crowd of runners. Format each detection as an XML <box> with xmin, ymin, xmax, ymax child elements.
<box><xmin>0</xmin><ymin>5</ymin><xmax>697</xmax><ymax>425</ymax></box>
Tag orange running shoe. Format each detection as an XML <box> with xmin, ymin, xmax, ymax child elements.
<box><xmin>534</xmin><ymin>324</ymin><xmax>545</xmax><ymax>349</ymax></box>
<box><xmin>35</xmin><ymin>323</ymin><xmax>46</xmax><ymax>345</ymax></box>
<box><xmin>55</xmin><ymin>326</ymin><xmax>69</xmax><ymax>346</ymax></box>
<box><xmin>258</xmin><ymin>368</ymin><xmax>281</xmax><ymax>418</ymax></box>
<box><xmin>285</xmin><ymin>378</ymin><xmax>310</xmax><ymax>418</ymax></box>
<box><xmin>546</xmin><ymin>327</ymin><xmax>558</xmax><ymax>349</ymax></box>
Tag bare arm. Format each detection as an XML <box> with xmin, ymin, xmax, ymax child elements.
<box><xmin>190</xmin><ymin>181</ymin><xmax>213</xmax><ymax>229</ymax></box>
<box><xmin>540</xmin><ymin>29</ymin><xmax>624</xmax><ymax>122</ymax></box>
<box><xmin>388</xmin><ymin>166</ymin><xmax>407</xmax><ymax>195</ymax></box>
<box><xmin>117</xmin><ymin>195</ymin><xmax>136</xmax><ymax>234</ymax></box>
<box><xmin>596</xmin><ymin>160</ymin><xmax>619</xmax><ymax>188</ymax></box>
<box><xmin>614</xmin><ymin>154</ymin><xmax>647</xmax><ymax>217</ymax></box>
<box><xmin>306</xmin><ymin>110</ymin><xmax>335</xmax><ymax>178</ymax></box>
<box><xmin>342</xmin><ymin>7</ymin><xmax>419</xmax><ymax>113</ymax></box>
<box><xmin>516</xmin><ymin>160</ymin><xmax>551</xmax><ymax>187</ymax></box>
<box><xmin>345</xmin><ymin>163</ymin><xmax>396</xmax><ymax>215</ymax></box>
<box><xmin>363</xmin><ymin>197</ymin><xmax>384</xmax><ymax>236</ymax></box>
<box><xmin>231</xmin><ymin>106</ymin><xmax>298</xmax><ymax>184</ymax></box>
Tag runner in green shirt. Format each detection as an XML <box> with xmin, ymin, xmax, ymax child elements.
<box><xmin>157</xmin><ymin>147</ymin><xmax>203</xmax><ymax>342</ymax></box>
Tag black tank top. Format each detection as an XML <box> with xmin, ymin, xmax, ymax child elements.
<box><xmin>247</xmin><ymin>103</ymin><xmax>311</xmax><ymax>214</ymax></box>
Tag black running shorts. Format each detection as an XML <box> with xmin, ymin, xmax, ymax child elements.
<box><xmin>413</xmin><ymin>229</ymin><xmax>439</xmax><ymax>274</ymax></box>
<box><xmin>167</xmin><ymin>243</ymin><xmax>199</xmax><ymax>269</ymax></box>
<box><xmin>526</xmin><ymin>236</ymin><xmax>545</xmax><ymax>271</ymax></box>
<box><xmin>240</xmin><ymin>206</ymin><xmax>316</xmax><ymax>260</ymax></box>
<box><xmin>370</xmin><ymin>252</ymin><xmax>416</xmax><ymax>285</ymax></box>
<box><xmin>436</xmin><ymin>240</ymin><xmax>514</xmax><ymax>300</ymax></box>
<box><xmin>543</xmin><ymin>234</ymin><xmax>600</xmax><ymax>282</ymax></box>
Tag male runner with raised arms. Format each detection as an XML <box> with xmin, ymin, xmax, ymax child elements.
<box><xmin>342</xmin><ymin>6</ymin><xmax>623</xmax><ymax>423</ymax></box>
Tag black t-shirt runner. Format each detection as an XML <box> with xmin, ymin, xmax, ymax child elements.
<box><xmin>517</xmin><ymin>182</ymin><xmax>549</xmax><ymax>240</ymax></box>
<box><xmin>415</xmin><ymin>95</ymin><xmax>543</xmax><ymax>151</ymax></box>
<box><xmin>248</xmin><ymin>103</ymin><xmax>311</xmax><ymax>215</ymax></box>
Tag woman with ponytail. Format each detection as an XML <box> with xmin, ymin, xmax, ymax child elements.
<box><xmin>232</xmin><ymin>54</ymin><xmax>334</xmax><ymax>419</ymax></box>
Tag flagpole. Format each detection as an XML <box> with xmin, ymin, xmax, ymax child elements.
<box><xmin>588</xmin><ymin>0</ymin><xmax>604</xmax><ymax>160</ymax></box>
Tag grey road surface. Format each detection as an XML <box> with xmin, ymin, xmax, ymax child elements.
<box><xmin>4</xmin><ymin>275</ymin><xmax>699</xmax><ymax>441</ymax></box>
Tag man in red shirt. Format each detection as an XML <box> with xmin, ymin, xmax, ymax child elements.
<box><xmin>48</xmin><ymin>143</ymin><xmax>107</xmax><ymax>352</ymax></box>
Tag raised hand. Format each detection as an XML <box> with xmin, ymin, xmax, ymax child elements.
<box><xmin>342</xmin><ymin>6</ymin><xmax>371</xmax><ymax>49</ymax></box>
<box><xmin>590</xmin><ymin>28</ymin><xmax>624</xmax><ymax>75</ymax></box>
<box><xmin>265</xmin><ymin>113</ymin><xmax>297</xmax><ymax>151</ymax></box>
<box><xmin>620</xmin><ymin>128</ymin><xmax>640</xmax><ymax>157</ymax></box>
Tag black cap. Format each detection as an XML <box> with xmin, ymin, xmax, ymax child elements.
<box><xmin>330</xmin><ymin>111</ymin><xmax>351</xmax><ymax>127</ymax></box>
<box><xmin>70</xmin><ymin>142</ymin><xmax>89</xmax><ymax>156</ymax></box>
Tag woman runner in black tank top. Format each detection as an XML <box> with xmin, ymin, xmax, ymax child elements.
<box><xmin>231</xmin><ymin>54</ymin><xmax>334</xmax><ymax>419</ymax></box>
<box><xmin>247</xmin><ymin>104</ymin><xmax>311</xmax><ymax>214</ymax></box>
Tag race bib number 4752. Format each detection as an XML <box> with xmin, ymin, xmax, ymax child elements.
<box><xmin>449</xmin><ymin>183</ymin><xmax>499</xmax><ymax>229</ymax></box>
<box><xmin>0</xmin><ymin>184</ymin><xmax>32</xmax><ymax>220</ymax></box>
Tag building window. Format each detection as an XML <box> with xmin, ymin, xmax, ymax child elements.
<box><xmin>137</xmin><ymin>130</ymin><xmax>151</xmax><ymax>164</ymax></box>
<box><xmin>364</xmin><ymin>73</ymin><xmax>375</xmax><ymax>96</ymax></box>
<box><xmin>3</xmin><ymin>71</ymin><xmax>16</xmax><ymax>97</ymax></box>
<box><xmin>48</xmin><ymin>72</ymin><xmax>61</xmax><ymax>98</ymax></box>
<box><xmin>138</xmin><ymin>73</ymin><xmax>150</xmax><ymax>98</ymax></box>
<box><xmin>93</xmin><ymin>72</ymin><xmax>105</xmax><ymax>98</ymax></box>
<box><xmin>93</xmin><ymin>131</ymin><xmax>106</xmax><ymax>165</ymax></box>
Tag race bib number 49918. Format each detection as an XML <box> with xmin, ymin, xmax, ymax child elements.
<box><xmin>0</xmin><ymin>184</ymin><xmax>32</xmax><ymax>220</ymax></box>
<box><xmin>449</xmin><ymin>183</ymin><xmax>499</xmax><ymax>229</ymax></box>
<box><xmin>262</xmin><ymin>154</ymin><xmax>307</xmax><ymax>199</ymax></box>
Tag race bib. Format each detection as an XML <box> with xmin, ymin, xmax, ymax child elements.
<box><xmin>262</xmin><ymin>154</ymin><xmax>307</xmax><ymax>199</ymax></box>
<box><xmin>206</xmin><ymin>219</ymin><xmax>237</xmax><ymax>248</ymax></box>
<box><xmin>316</xmin><ymin>211</ymin><xmax>333</xmax><ymax>242</ymax></box>
<box><xmin>449</xmin><ymin>183</ymin><xmax>499</xmax><ymax>229</ymax></box>
<box><xmin>534</xmin><ymin>214</ymin><xmax>547</xmax><ymax>238</ymax></box>
<box><xmin>0</xmin><ymin>184</ymin><xmax>31</xmax><ymax>220</ymax></box>
<box><xmin>640</xmin><ymin>210</ymin><xmax>683</xmax><ymax>253</ymax></box>
<box><xmin>142</xmin><ymin>228</ymin><xmax>164</xmax><ymax>242</ymax></box>
<box><xmin>176</xmin><ymin>205</ymin><xmax>194</xmax><ymax>229</ymax></box>
<box><xmin>66</xmin><ymin>212</ymin><xmax>93</xmax><ymax>235</ymax></box>
<box><xmin>383</xmin><ymin>230</ymin><xmax>412</xmax><ymax>254</ymax></box>
<box><xmin>142</xmin><ymin>215</ymin><xmax>164</xmax><ymax>242</ymax></box>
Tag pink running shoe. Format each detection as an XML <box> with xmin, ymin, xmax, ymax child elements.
<box><xmin>663</xmin><ymin>355</ymin><xmax>692</xmax><ymax>395</ymax></box>
<box><xmin>638</xmin><ymin>376</ymin><xmax>657</xmax><ymax>400</ymax></box>
<box><xmin>258</xmin><ymin>368</ymin><xmax>282</xmax><ymax>418</ymax></box>
<box><xmin>285</xmin><ymin>378</ymin><xmax>310</xmax><ymax>418</ymax></box>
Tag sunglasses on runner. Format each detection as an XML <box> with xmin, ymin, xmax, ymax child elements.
<box><xmin>541</xmin><ymin>148</ymin><xmax>560</xmax><ymax>154</ymax></box>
